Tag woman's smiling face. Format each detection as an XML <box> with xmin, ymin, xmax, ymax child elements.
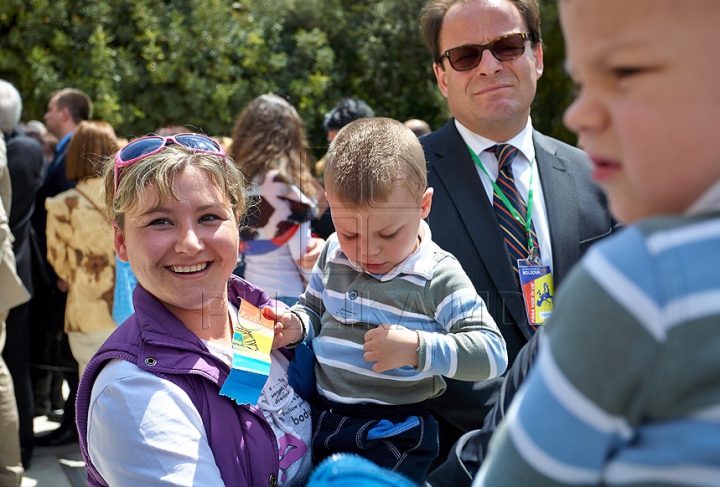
<box><xmin>114</xmin><ymin>165</ymin><xmax>239</xmax><ymax>318</ymax></box>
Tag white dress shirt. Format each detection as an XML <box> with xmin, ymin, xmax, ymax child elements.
<box><xmin>455</xmin><ymin>117</ymin><xmax>554</xmax><ymax>274</ymax></box>
<box><xmin>687</xmin><ymin>177</ymin><xmax>720</xmax><ymax>215</ymax></box>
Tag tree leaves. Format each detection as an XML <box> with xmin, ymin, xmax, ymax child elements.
<box><xmin>2</xmin><ymin>0</ymin><xmax>575</xmax><ymax>151</ymax></box>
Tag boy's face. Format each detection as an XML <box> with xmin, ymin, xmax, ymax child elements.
<box><xmin>561</xmin><ymin>0</ymin><xmax>720</xmax><ymax>224</ymax></box>
<box><xmin>327</xmin><ymin>185</ymin><xmax>433</xmax><ymax>275</ymax></box>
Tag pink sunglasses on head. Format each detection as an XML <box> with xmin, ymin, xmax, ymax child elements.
<box><xmin>113</xmin><ymin>133</ymin><xmax>226</xmax><ymax>195</ymax></box>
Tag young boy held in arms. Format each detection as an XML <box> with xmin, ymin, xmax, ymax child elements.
<box><xmin>267</xmin><ymin>117</ymin><xmax>507</xmax><ymax>483</ymax></box>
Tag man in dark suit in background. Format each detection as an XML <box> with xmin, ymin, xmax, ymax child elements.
<box><xmin>30</xmin><ymin>88</ymin><xmax>92</xmax><ymax>450</ymax></box>
<box><xmin>418</xmin><ymin>0</ymin><xmax>614</xmax><ymax>466</ymax></box>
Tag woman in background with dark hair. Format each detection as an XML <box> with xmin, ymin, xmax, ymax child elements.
<box><xmin>229</xmin><ymin>94</ymin><xmax>320</xmax><ymax>306</ymax></box>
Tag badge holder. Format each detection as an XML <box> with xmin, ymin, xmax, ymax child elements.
<box><xmin>518</xmin><ymin>247</ymin><xmax>554</xmax><ymax>332</ymax></box>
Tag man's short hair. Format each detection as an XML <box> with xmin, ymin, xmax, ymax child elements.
<box><xmin>404</xmin><ymin>119</ymin><xmax>432</xmax><ymax>138</ymax></box>
<box><xmin>324</xmin><ymin>118</ymin><xmax>427</xmax><ymax>206</ymax></box>
<box><xmin>52</xmin><ymin>88</ymin><xmax>93</xmax><ymax>124</ymax></box>
<box><xmin>0</xmin><ymin>80</ymin><xmax>22</xmax><ymax>133</ymax></box>
<box><xmin>323</xmin><ymin>98</ymin><xmax>375</xmax><ymax>132</ymax></box>
<box><xmin>421</xmin><ymin>0</ymin><xmax>542</xmax><ymax>64</ymax></box>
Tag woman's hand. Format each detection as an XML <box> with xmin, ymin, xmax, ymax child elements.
<box><xmin>56</xmin><ymin>279</ymin><xmax>69</xmax><ymax>293</ymax></box>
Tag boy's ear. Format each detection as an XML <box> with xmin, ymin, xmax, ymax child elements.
<box><xmin>113</xmin><ymin>222</ymin><xmax>129</xmax><ymax>263</ymax></box>
<box><xmin>420</xmin><ymin>188</ymin><xmax>433</xmax><ymax>219</ymax></box>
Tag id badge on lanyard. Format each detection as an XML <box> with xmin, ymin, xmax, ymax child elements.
<box><xmin>518</xmin><ymin>247</ymin><xmax>554</xmax><ymax>329</ymax></box>
<box><xmin>465</xmin><ymin>143</ymin><xmax>555</xmax><ymax>329</ymax></box>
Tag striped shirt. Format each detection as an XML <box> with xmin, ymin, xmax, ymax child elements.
<box><xmin>475</xmin><ymin>208</ymin><xmax>720</xmax><ymax>487</ymax></box>
<box><xmin>292</xmin><ymin>222</ymin><xmax>507</xmax><ymax>405</ymax></box>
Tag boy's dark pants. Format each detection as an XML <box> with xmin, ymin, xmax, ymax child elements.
<box><xmin>311</xmin><ymin>395</ymin><xmax>439</xmax><ymax>484</ymax></box>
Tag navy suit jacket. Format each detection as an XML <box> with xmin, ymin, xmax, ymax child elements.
<box><xmin>32</xmin><ymin>134</ymin><xmax>76</xmax><ymax>284</ymax></box>
<box><xmin>6</xmin><ymin>128</ymin><xmax>46</xmax><ymax>294</ymax></box>
<box><xmin>421</xmin><ymin>120</ymin><xmax>614</xmax><ymax>432</ymax></box>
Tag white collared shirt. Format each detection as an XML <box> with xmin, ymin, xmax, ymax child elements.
<box><xmin>686</xmin><ymin>177</ymin><xmax>720</xmax><ymax>215</ymax></box>
<box><xmin>455</xmin><ymin>117</ymin><xmax>553</xmax><ymax>273</ymax></box>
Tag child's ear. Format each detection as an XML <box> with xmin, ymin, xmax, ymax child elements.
<box><xmin>420</xmin><ymin>188</ymin><xmax>433</xmax><ymax>219</ymax></box>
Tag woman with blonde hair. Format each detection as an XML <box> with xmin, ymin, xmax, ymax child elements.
<box><xmin>75</xmin><ymin>134</ymin><xmax>312</xmax><ymax>485</ymax></box>
<box><xmin>229</xmin><ymin>94</ymin><xmax>319</xmax><ymax>305</ymax></box>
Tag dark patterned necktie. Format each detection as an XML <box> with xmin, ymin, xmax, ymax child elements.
<box><xmin>486</xmin><ymin>144</ymin><xmax>540</xmax><ymax>282</ymax></box>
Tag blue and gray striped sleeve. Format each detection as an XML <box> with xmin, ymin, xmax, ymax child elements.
<box><xmin>417</xmin><ymin>256</ymin><xmax>507</xmax><ymax>381</ymax></box>
<box><xmin>475</xmin><ymin>221</ymin><xmax>720</xmax><ymax>486</ymax></box>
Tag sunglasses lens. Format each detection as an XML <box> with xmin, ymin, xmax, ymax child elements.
<box><xmin>449</xmin><ymin>46</ymin><xmax>483</xmax><ymax>71</ymax></box>
<box><xmin>119</xmin><ymin>137</ymin><xmax>164</xmax><ymax>163</ymax></box>
<box><xmin>447</xmin><ymin>34</ymin><xmax>526</xmax><ymax>71</ymax></box>
<box><xmin>491</xmin><ymin>35</ymin><xmax>526</xmax><ymax>61</ymax></box>
<box><xmin>175</xmin><ymin>134</ymin><xmax>221</xmax><ymax>152</ymax></box>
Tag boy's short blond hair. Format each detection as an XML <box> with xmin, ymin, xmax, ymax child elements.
<box><xmin>103</xmin><ymin>144</ymin><xmax>248</xmax><ymax>230</ymax></box>
<box><xmin>324</xmin><ymin>117</ymin><xmax>427</xmax><ymax>206</ymax></box>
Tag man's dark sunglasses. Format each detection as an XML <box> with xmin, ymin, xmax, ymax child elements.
<box><xmin>441</xmin><ymin>33</ymin><xmax>530</xmax><ymax>72</ymax></box>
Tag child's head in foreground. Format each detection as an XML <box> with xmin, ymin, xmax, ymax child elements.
<box><xmin>324</xmin><ymin>117</ymin><xmax>433</xmax><ymax>275</ymax></box>
<box><xmin>560</xmin><ymin>0</ymin><xmax>720</xmax><ymax>224</ymax></box>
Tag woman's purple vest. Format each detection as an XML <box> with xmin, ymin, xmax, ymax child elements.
<box><xmin>76</xmin><ymin>276</ymin><xmax>282</xmax><ymax>487</ymax></box>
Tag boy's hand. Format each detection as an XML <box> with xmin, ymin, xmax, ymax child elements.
<box><xmin>262</xmin><ymin>306</ymin><xmax>303</xmax><ymax>349</ymax></box>
<box><xmin>363</xmin><ymin>325</ymin><xmax>419</xmax><ymax>373</ymax></box>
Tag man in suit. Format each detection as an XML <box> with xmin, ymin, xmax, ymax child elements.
<box><xmin>418</xmin><ymin>0</ymin><xmax>614</xmax><ymax>463</ymax></box>
<box><xmin>29</xmin><ymin>88</ymin><xmax>92</xmax><ymax>450</ymax></box>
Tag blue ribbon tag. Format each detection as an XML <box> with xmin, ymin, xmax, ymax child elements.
<box><xmin>219</xmin><ymin>300</ymin><xmax>275</xmax><ymax>405</ymax></box>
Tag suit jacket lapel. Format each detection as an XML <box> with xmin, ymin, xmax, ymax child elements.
<box><xmin>429</xmin><ymin>121</ymin><xmax>525</xmax><ymax>324</ymax></box>
<box><xmin>533</xmin><ymin>131</ymin><xmax>580</xmax><ymax>285</ymax></box>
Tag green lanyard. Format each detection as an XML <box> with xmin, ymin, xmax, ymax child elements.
<box><xmin>467</xmin><ymin>144</ymin><xmax>537</xmax><ymax>253</ymax></box>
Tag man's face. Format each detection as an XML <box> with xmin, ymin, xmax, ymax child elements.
<box><xmin>433</xmin><ymin>0</ymin><xmax>543</xmax><ymax>141</ymax></box>
<box><xmin>561</xmin><ymin>0</ymin><xmax>720</xmax><ymax>224</ymax></box>
<box><xmin>44</xmin><ymin>95</ymin><xmax>65</xmax><ymax>139</ymax></box>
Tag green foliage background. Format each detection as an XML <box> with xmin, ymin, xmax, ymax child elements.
<box><xmin>0</xmin><ymin>0</ymin><xmax>575</xmax><ymax>155</ymax></box>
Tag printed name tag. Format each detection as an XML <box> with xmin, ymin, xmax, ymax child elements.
<box><xmin>220</xmin><ymin>300</ymin><xmax>275</xmax><ymax>405</ymax></box>
<box><xmin>518</xmin><ymin>260</ymin><xmax>554</xmax><ymax>331</ymax></box>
